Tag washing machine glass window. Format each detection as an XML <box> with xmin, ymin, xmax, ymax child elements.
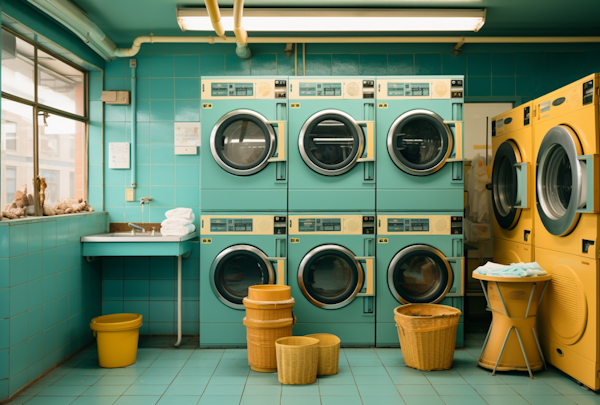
<box><xmin>492</xmin><ymin>141</ymin><xmax>521</xmax><ymax>229</ymax></box>
<box><xmin>299</xmin><ymin>109</ymin><xmax>364</xmax><ymax>176</ymax></box>
<box><xmin>210</xmin><ymin>245</ymin><xmax>275</xmax><ymax>310</ymax></box>
<box><xmin>387</xmin><ymin>109</ymin><xmax>452</xmax><ymax>176</ymax></box>
<box><xmin>388</xmin><ymin>245</ymin><xmax>452</xmax><ymax>304</ymax></box>
<box><xmin>211</xmin><ymin>110</ymin><xmax>276</xmax><ymax>176</ymax></box>
<box><xmin>298</xmin><ymin>245</ymin><xmax>364</xmax><ymax>309</ymax></box>
<box><xmin>536</xmin><ymin>125</ymin><xmax>586</xmax><ymax>236</ymax></box>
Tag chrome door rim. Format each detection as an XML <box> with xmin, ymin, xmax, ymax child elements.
<box><xmin>210</xmin><ymin>244</ymin><xmax>275</xmax><ymax>310</ymax></box>
<box><xmin>492</xmin><ymin>140</ymin><xmax>522</xmax><ymax>230</ymax></box>
<box><xmin>387</xmin><ymin>109</ymin><xmax>453</xmax><ymax>176</ymax></box>
<box><xmin>536</xmin><ymin>125</ymin><xmax>585</xmax><ymax>236</ymax></box>
<box><xmin>387</xmin><ymin>244</ymin><xmax>453</xmax><ymax>304</ymax></box>
<box><xmin>210</xmin><ymin>109</ymin><xmax>277</xmax><ymax>176</ymax></box>
<box><xmin>298</xmin><ymin>244</ymin><xmax>364</xmax><ymax>309</ymax></box>
<box><xmin>298</xmin><ymin>109</ymin><xmax>365</xmax><ymax>176</ymax></box>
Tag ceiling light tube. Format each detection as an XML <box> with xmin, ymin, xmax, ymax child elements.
<box><xmin>177</xmin><ymin>8</ymin><xmax>486</xmax><ymax>32</ymax></box>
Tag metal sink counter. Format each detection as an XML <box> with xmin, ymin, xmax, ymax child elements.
<box><xmin>81</xmin><ymin>232</ymin><xmax>197</xmax><ymax>256</ymax></box>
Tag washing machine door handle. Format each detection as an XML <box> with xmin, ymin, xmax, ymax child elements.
<box><xmin>444</xmin><ymin>120</ymin><xmax>463</xmax><ymax>162</ymax></box>
<box><xmin>267</xmin><ymin>256</ymin><xmax>287</xmax><ymax>286</ymax></box>
<box><xmin>356</xmin><ymin>121</ymin><xmax>374</xmax><ymax>163</ymax></box>
<box><xmin>576</xmin><ymin>154</ymin><xmax>599</xmax><ymax>214</ymax></box>
<box><xmin>356</xmin><ymin>256</ymin><xmax>375</xmax><ymax>297</ymax></box>
<box><xmin>513</xmin><ymin>162</ymin><xmax>530</xmax><ymax>209</ymax></box>
<box><xmin>266</xmin><ymin>121</ymin><xmax>287</xmax><ymax>162</ymax></box>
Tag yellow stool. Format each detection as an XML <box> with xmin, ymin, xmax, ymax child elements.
<box><xmin>473</xmin><ymin>273</ymin><xmax>551</xmax><ymax>378</ymax></box>
<box><xmin>90</xmin><ymin>313</ymin><xmax>143</xmax><ymax>368</ymax></box>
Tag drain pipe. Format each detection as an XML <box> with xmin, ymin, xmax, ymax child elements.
<box><xmin>203</xmin><ymin>0</ymin><xmax>226</xmax><ymax>39</ymax></box>
<box><xmin>233</xmin><ymin>0</ymin><xmax>251</xmax><ymax>59</ymax></box>
<box><xmin>130</xmin><ymin>60</ymin><xmax>137</xmax><ymax>190</ymax></box>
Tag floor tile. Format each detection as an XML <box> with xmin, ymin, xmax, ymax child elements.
<box><xmin>511</xmin><ymin>384</ymin><xmax>560</xmax><ymax>395</ymax></box>
<box><xmin>362</xmin><ymin>395</ymin><xmax>407</xmax><ymax>405</ymax></box>
<box><xmin>114</xmin><ymin>397</ymin><xmax>161</xmax><ymax>405</ymax></box>
<box><xmin>186</xmin><ymin>359</ymin><xmax>220</xmax><ymax>368</ymax></box>
<box><xmin>401</xmin><ymin>395</ymin><xmax>444</xmax><ymax>405</ymax></box>
<box><xmin>470</xmin><ymin>384</ymin><xmax>518</xmax><ymax>395</ymax></box>
<box><xmin>397</xmin><ymin>385</ymin><xmax>438</xmax><ymax>396</ymax></box>
<box><xmin>103</xmin><ymin>369</ymin><xmax>146</xmax><ymax>376</ymax></box>
<box><xmin>440</xmin><ymin>395</ymin><xmax>487</xmax><ymax>405</ymax></box>
<box><xmin>133</xmin><ymin>376</ymin><xmax>176</xmax><ymax>385</ymax></box>
<box><xmin>71</xmin><ymin>397</ymin><xmax>119</xmax><ymax>405</ymax></box>
<box><xmin>38</xmin><ymin>386</ymin><xmax>89</xmax><ymax>396</ymax></box>
<box><xmin>566</xmin><ymin>396</ymin><xmax>600</xmax><ymax>405</ymax></box>
<box><xmin>178</xmin><ymin>368</ymin><xmax>216</xmax><ymax>376</ymax></box>
<box><xmin>354</xmin><ymin>375</ymin><xmax>394</xmax><ymax>385</ymax></box>
<box><xmin>208</xmin><ymin>376</ymin><xmax>248</xmax><ymax>385</ymax></box>
<box><xmin>349</xmin><ymin>367</ymin><xmax>387</xmax><ymax>376</ymax></box>
<box><xmin>319</xmin><ymin>384</ymin><xmax>359</xmax><ymax>396</ymax></box>
<box><xmin>433</xmin><ymin>384</ymin><xmax>478</xmax><ymax>396</ymax></box>
<box><xmin>189</xmin><ymin>350</ymin><xmax>223</xmax><ymax>359</ymax></box>
<box><xmin>481</xmin><ymin>395</ymin><xmax>530</xmax><ymax>405</ymax></box>
<box><xmin>320</xmin><ymin>396</ymin><xmax>362</xmax><ymax>405</ymax></box>
<box><xmin>348</xmin><ymin>358</ymin><xmax>383</xmax><ymax>367</ymax></box>
<box><xmin>317</xmin><ymin>374</ymin><xmax>356</xmax><ymax>385</ymax></box>
<box><xmin>243</xmin><ymin>384</ymin><xmax>282</xmax><ymax>396</ymax></box>
<box><xmin>386</xmin><ymin>367</ymin><xmax>425</xmax><ymax>376</ymax></box>
<box><xmin>54</xmin><ymin>376</ymin><xmax>102</xmax><ymax>386</ymax></box>
<box><xmin>392</xmin><ymin>375</ymin><xmax>431</xmax><ymax>385</ymax></box>
<box><xmin>172</xmin><ymin>375</ymin><xmax>210</xmax><ymax>385</ymax></box>
<box><xmin>9</xmin><ymin>396</ymin><xmax>35</xmax><ymax>404</ymax></box>
<box><xmin>213</xmin><ymin>367</ymin><xmax>249</xmax><ymax>376</ymax></box>
<box><xmin>203</xmin><ymin>384</ymin><xmax>245</xmax><ymax>396</ymax></box>
<box><xmin>460</xmin><ymin>375</ymin><xmax>507</xmax><ymax>385</ymax></box>
<box><xmin>246</xmin><ymin>375</ymin><xmax>281</xmax><ymax>385</ymax></box>
<box><xmin>198</xmin><ymin>396</ymin><xmax>242</xmax><ymax>405</ymax></box>
<box><xmin>522</xmin><ymin>396</ymin><xmax>577</xmax><ymax>405</ymax></box>
<box><xmin>280</xmin><ymin>396</ymin><xmax>321</xmax><ymax>405</ymax></box>
<box><xmin>67</xmin><ymin>368</ymin><xmax>109</xmax><ymax>376</ymax></box>
<box><xmin>357</xmin><ymin>384</ymin><xmax>401</xmax><ymax>396</ymax></box>
<box><xmin>25</xmin><ymin>397</ymin><xmax>77</xmax><ymax>405</ymax></box>
<box><xmin>157</xmin><ymin>396</ymin><xmax>201</xmax><ymax>405</ymax></box>
<box><xmin>141</xmin><ymin>368</ymin><xmax>181</xmax><ymax>376</ymax></box>
<box><xmin>164</xmin><ymin>384</ymin><xmax>206</xmax><ymax>396</ymax></box>
<box><xmin>123</xmin><ymin>384</ymin><xmax>168</xmax><ymax>395</ymax></box>
<box><xmin>82</xmin><ymin>386</ymin><xmax>129</xmax><ymax>396</ymax></box>
<box><xmin>94</xmin><ymin>376</ymin><xmax>138</xmax><ymax>386</ymax></box>
<box><xmin>499</xmin><ymin>375</ymin><xmax>548</xmax><ymax>385</ymax></box>
<box><xmin>240</xmin><ymin>396</ymin><xmax>281</xmax><ymax>405</ymax></box>
<box><xmin>281</xmin><ymin>384</ymin><xmax>320</xmax><ymax>396</ymax></box>
<box><xmin>552</xmin><ymin>384</ymin><xmax>596</xmax><ymax>396</ymax></box>
<box><xmin>426</xmin><ymin>376</ymin><xmax>467</xmax><ymax>385</ymax></box>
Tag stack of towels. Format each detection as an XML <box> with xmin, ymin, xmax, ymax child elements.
<box><xmin>474</xmin><ymin>261</ymin><xmax>548</xmax><ymax>278</ymax></box>
<box><xmin>161</xmin><ymin>208</ymin><xmax>196</xmax><ymax>236</ymax></box>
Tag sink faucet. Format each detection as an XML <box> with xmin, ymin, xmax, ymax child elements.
<box><xmin>128</xmin><ymin>223</ymin><xmax>145</xmax><ymax>235</ymax></box>
<box><xmin>140</xmin><ymin>197</ymin><xmax>153</xmax><ymax>205</ymax></box>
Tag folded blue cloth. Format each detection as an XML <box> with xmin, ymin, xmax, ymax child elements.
<box><xmin>474</xmin><ymin>261</ymin><xmax>547</xmax><ymax>277</ymax></box>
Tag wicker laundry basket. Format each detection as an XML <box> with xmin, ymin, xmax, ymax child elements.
<box><xmin>275</xmin><ymin>336</ymin><xmax>319</xmax><ymax>385</ymax></box>
<box><xmin>394</xmin><ymin>304</ymin><xmax>461</xmax><ymax>371</ymax></box>
<box><xmin>305</xmin><ymin>333</ymin><xmax>341</xmax><ymax>376</ymax></box>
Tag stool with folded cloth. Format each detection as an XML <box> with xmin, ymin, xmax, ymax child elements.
<box><xmin>161</xmin><ymin>208</ymin><xmax>196</xmax><ymax>236</ymax></box>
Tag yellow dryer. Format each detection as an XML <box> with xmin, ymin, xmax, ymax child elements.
<box><xmin>536</xmin><ymin>246</ymin><xmax>600</xmax><ymax>390</ymax></box>
<box><xmin>491</xmin><ymin>102</ymin><xmax>534</xmax><ymax>264</ymax></box>
<box><xmin>533</xmin><ymin>73</ymin><xmax>600</xmax><ymax>259</ymax></box>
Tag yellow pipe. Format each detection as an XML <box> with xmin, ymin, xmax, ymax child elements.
<box><xmin>233</xmin><ymin>0</ymin><xmax>251</xmax><ymax>59</ymax></box>
<box><xmin>203</xmin><ymin>0</ymin><xmax>226</xmax><ymax>39</ymax></box>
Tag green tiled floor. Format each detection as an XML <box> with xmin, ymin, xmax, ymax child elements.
<box><xmin>10</xmin><ymin>334</ymin><xmax>597</xmax><ymax>405</ymax></box>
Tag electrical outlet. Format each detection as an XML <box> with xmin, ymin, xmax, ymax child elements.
<box><xmin>125</xmin><ymin>188</ymin><xmax>135</xmax><ymax>201</ymax></box>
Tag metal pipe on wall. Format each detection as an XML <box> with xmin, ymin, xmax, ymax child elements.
<box><xmin>130</xmin><ymin>61</ymin><xmax>137</xmax><ymax>189</ymax></box>
<box><xmin>233</xmin><ymin>0</ymin><xmax>251</xmax><ymax>59</ymax></box>
<box><xmin>203</xmin><ymin>0</ymin><xmax>226</xmax><ymax>38</ymax></box>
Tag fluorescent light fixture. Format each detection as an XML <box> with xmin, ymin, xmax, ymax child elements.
<box><xmin>177</xmin><ymin>8</ymin><xmax>486</xmax><ymax>33</ymax></box>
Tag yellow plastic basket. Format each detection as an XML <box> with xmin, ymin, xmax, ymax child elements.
<box><xmin>305</xmin><ymin>333</ymin><xmax>340</xmax><ymax>376</ymax></box>
<box><xmin>275</xmin><ymin>336</ymin><xmax>319</xmax><ymax>385</ymax></box>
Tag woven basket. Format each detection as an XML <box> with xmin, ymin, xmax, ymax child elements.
<box><xmin>305</xmin><ymin>333</ymin><xmax>340</xmax><ymax>376</ymax></box>
<box><xmin>275</xmin><ymin>336</ymin><xmax>319</xmax><ymax>385</ymax></box>
<box><xmin>394</xmin><ymin>304</ymin><xmax>461</xmax><ymax>371</ymax></box>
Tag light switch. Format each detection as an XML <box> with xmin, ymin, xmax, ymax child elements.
<box><xmin>126</xmin><ymin>188</ymin><xmax>135</xmax><ymax>201</ymax></box>
<box><xmin>175</xmin><ymin>146</ymin><xmax>197</xmax><ymax>155</ymax></box>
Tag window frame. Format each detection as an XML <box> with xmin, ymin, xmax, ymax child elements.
<box><xmin>1</xmin><ymin>25</ymin><xmax>89</xmax><ymax>216</ymax></box>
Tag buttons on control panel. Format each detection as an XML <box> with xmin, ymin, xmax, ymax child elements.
<box><xmin>451</xmin><ymin>216</ymin><xmax>463</xmax><ymax>235</ymax></box>
<box><xmin>274</xmin><ymin>80</ymin><xmax>287</xmax><ymax>87</ymax></box>
<box><xmin>362</xmin><ymin>216</ymin><xmax>375</xmax><ymax>235</ymax></box>
<box><xmin>451</xmin><ymin>91</ymin><xmax>463</xmax><ymax>98</ymax></box>
<box><xmin>363</xmin><ymin>80</ymin><xmax>375</xmax><ymax>99</ymax></box>
<box><xmin>274</xmin><ymin>80</ymin><xmax>287</xmax><ymax>99</ymax></box>
<box><xmin>451</xmin><ymin>79</ymin><xmax>463</xmax><ymax>87</ymax></box>
<box><xmin>274</xmin><ymin>216</ymin><xmax>287</xmax><ymax>235</ymax></box>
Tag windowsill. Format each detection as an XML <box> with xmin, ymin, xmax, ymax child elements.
<box><xmin>0</xmin><ymin>211</ymin><xmax>107</xmax><ymax>226</ymax></box>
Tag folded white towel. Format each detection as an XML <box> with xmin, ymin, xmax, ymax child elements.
<box><xmin>165</xmin><ymin>208</ymin><xmax>194</xmax><ymax>220</ymax></box>
<box><xmin>474</xmin><ymin>261</ymin><xmax>547</xmax><ymax>278</ymax></box>
<box><xmin>161</xmin><ymin>214</ymin><xmax>195</xmax><ymax>227</ymax></box>
<box><xmin>161</xmin><ymin>224</ymin><xmax>196</xmax><ymax>236</ymax></box>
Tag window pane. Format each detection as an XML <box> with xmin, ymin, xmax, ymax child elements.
<box><xmin>37</xmin><ymin>50</ymin><xmax>84</xmax><ymax>115</ymax></box>
<box><xmin>38</xmin><ymin>114</ymin><xmax>86</xmax><ymax>205</ymax></box>
<box><xmin>1</xmin><ymin>99</ymin><xmax>34</xmax><ymax>209</ymax></box>
<box><xmin>1</xmin><ymin>30</ymin><xmax>35</xmax><ymax>101</ymax></box>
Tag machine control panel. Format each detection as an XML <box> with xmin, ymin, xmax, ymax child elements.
<box><xmin>387</xmin><ymin>82</ymin><xmax>430</xmax><ymax>97</ymax></box>
<box><xmin>583</xmin><ymin>79</ymin><xmax>594</xmax><ymax>105</ymax></box>
<box><xmin>299</xmin><ymin>82</ymin><xmax>342</xmax><ymax>97</ymax></box>
<box><xmin>451</xmin><ymin>216</ymin><xmax>463</xmax><ymax>235</ymax></box>
<box><xmin>205</xmin><ymin>216</ymin><xmax>287</xmax><ymax>235</ymax></box>
<box><xmin>362</xmin><ymin>80</ymin><xmax>375</xmax><ymax>99</ymax></box>
<box><xmin>210</xmin><ymin>218</ymin><xmax>253</xmax><ymax>232</ymax></box>
<box><xmin>362</xmin><ymin>216</ymin><xmax>375</xmax><ymax>234</ymax></box>
<box><xmin>387</xmin><ymin>218</ymin><xmax>429</xmax><ymax>232</ymax></box>
<box><xmin>274</xmin><ymin>216</ymin><xmax>287</xmax><ymax>235</ymax></box>
<box><xmin>451</xmin><ymin>79</ymin><xmax>464</xmax><ymax>98</ymax></box>
<box><xmin>524</xmin><ymin>106</ymin><xmax>531</xmax><ymax>126</ymax></box>
<box><xmin>299</xmin><ymin>218</ymin><xmax>341</xmax><ymax>232</ymax></box>
<box><xmin>211</xmin><ymin>82</ymin><xmax>254</xmax><ymax>97</ymax></box>
<box><xmin>274</xmin><ymin>80</ymin><xmax>287</xmax><ymax>98</ymax></box>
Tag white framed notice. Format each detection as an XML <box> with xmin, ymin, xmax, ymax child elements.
<box><xmin>108</xmin><ymin>142</ymin><xmax>130</xmax><ymax>169</ymax></box>
<box><xmin>175</xmin><ymin>122</ymin><xmax>201</xmax><ymax>147</ymax></box>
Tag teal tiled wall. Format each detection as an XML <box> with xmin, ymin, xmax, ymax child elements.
<box><xmin>0</xmin><ymin>213</ymin><xmax>108</xmax><ymax>399</ymax></box>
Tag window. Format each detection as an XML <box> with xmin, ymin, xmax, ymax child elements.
<box><xmin>1</xmin><ymin>27</ymin><xmax>87</xmax><ymax>215</ymax></box>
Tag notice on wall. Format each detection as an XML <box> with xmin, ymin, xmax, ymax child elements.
<box><xmin>108</xmin><ymin>142</ymin><xmax>130</xmax><ymax>169</ymax></box>
<box><xmin>175</xmin><ymin>122</ymin><xmax>201</xmax><ymax>147</ymax></box>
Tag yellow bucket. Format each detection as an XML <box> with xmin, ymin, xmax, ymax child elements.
<box><xmin>90</xmin><ymin>313</ymin><xmax>143</xmax><ymax>368</ymax></box>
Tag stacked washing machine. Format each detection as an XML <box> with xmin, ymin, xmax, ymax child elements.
<box><xmin>374</xmin><ymin>76</ymin><xmax>466</xmax><ymax>347</ymax></box>
<box><xmin>491</xmin><ymin>74</ymin><xmax>600</xmax><ymax>389</ymax></box>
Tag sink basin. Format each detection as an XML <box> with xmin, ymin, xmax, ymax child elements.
<box><xmin>81</xmin><ymin>232</ymin><xmax>197</xmax><ymax>256</ymax></box>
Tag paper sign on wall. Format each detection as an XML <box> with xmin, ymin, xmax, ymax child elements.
<box><xmin>108</xmin><ymin>142</ymin><xmax>130</xmax><ymax>169</ymax></box>
<box><xmin>175</xmin><ymin>122</ymin><xmax>201</xmax><ymax>147</ymax></box>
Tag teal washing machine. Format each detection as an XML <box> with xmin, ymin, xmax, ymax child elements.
<box><xmin>288</xmin><ymin>214</ymin><xmax>376</xmax><ymax>346</ymax></box>
<box><xmin>376</xmin><ymin>76</ymin><xmax>465</xmax><ymax>212</ymax></box>
<box><xmin>199</xmin><ymin>213</ymin><xmax>287</xmax><ymax>347</ymax></box>
<box><xmin>288</xmin><ymin>77</ymin><xmax>375</xmax><ymax>212</ymax></box>
<box><xmin>375</xmin><ymin>213</ymin><xmax>465</xmax><ymax>347</ymax></box>
<box><xmin>200</xmin><ymin>77</ymin><xmax>288</xmax><ymax>211</ymax></box>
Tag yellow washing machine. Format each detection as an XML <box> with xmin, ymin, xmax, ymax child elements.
<box><xmin>536</xmin><ymin>246</ymin><xmax>600</xmax><ymax>390</ymax></box>
<box><xmin>533</xmin><ymin>73</ymin><xmax>600</xmax><ymax>259</ymax></box>
<box><xmin>491</xmin><ymin>102</ymin><xmax>535</xmax><ymax>264</ymax></box>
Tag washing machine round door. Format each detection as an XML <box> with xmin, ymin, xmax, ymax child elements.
<box><xmin>387</xmin><ymin>109</ymin><xmax>453</xmax><ymax>176</ymax></box>
<box><xmin>492</xmin><ymin>140</ymin><xmax>522</xmax><ymax>230</ymax></box>
<box><xmin>298</xmin><ymin>245</ymin><xmax>364</xmax><ymax>309</ymax></box>
<box><xmin>536</xmin><ymin>126</ymin><xmax>586</xmax><ymax>236</ymax></box>
<box><xmin>299</xmin><ymin>109</ymin><xmax>364</xmax><ymax>176</ymax></box>
<box><xmin>388</xmin><ymin>245</ymin><xmax>453</xmax><ymax>304</ymax></box>
<box><xmin>210</xmin><ymin>109</ymin><xmax>277</xmax><ymax>176</ymax></box>
<box><xmin>210</xmin><ymin>245</ymin><xmax>275</xmax><ymax>310</ymax></box>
